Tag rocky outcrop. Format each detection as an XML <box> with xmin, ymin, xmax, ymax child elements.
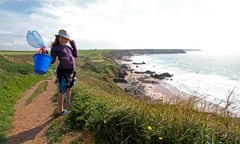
<box><xmin>124</xmin><ymin>85</ymin><xmax>145</xmax><ymax>98</ymax></box>
<box><xmin>151</xmin><ymin>72</ymin><xmax>173</xmax><ymax>80</ymax></box>
<box><xmin>113</xmin><ymin>77</ymin><xmax>128</xmax><ymax>83</ymax></box>
<box><xmin>113</xmin><ymin>64</ymin><xmax>129</xmax><ymax>83</ymax></box>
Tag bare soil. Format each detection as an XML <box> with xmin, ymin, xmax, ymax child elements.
<box><xmin>7</xmin><ymin>77</ymin><xmax>57</xmax><ymax>144</ymax></box>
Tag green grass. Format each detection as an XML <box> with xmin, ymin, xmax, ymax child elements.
<box><xmin>26</xmin><ymin>81</ymin><xmax>48</xmax><ymax>105</ymax></box>
<box><xmin>47</xmin><ymin>50</ymin><xmax>240</xmax><ymax>144</ymax></box>
<box><xmin>0</xmin><ymin>51</ymin><xmax>49</xmax><ymax>143</ymax></box>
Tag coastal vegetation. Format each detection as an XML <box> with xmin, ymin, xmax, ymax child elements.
<box><xmin>48</xmin><ymin>50</ymin><xmax>240</xmax><ymax>143</ymax></box>
<box><xmin>1</xmin><ymin>50</ymin><xmax>240</xmax><ymax>143</ymax></box>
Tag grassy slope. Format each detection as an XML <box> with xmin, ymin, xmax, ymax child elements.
<box><xmin>48</xmin><ymin>50</ymin><xmax>240</xmax><ymax>144</ymax></box>
<box><xmin>1</xmin><ymin>50</ymin><xmax>239</xmax><ymax>144</ymax></box>
<box><xmin>0</xmin><ymin>51</ymin><xmax>49</xmax><ymax>143</ymax></box>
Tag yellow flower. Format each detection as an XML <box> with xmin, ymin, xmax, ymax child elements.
<box><xmin>147</xmin><ymin>126</ymin><xmax>152</xmax><ymax>131</ymax></box>
<box><xmin>158</xmin><ymin>137</ymin><xmax>163</xmax><ymax>140</ymax></box>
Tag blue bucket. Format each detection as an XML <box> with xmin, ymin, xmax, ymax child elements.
<box><xmin>33</xmin><ymin>54</ymin><xmax>52</xmax><ymax>74</ymax></box>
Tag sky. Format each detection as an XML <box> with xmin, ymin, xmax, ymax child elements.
<box><xmin>0</xmin><ymin>0</ymin><xmax>240</xmax><ymax>54</ymax></box>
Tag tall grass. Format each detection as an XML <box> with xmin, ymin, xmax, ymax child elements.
<box><xmin>0</xmin><ymin>52</ymin><xmax>49</xmax><ymax>143</ymax></box>
<box><xmin>47</xmin><ymin>50</ymin><xmax>240</xmax><ymax>143</ymax></box>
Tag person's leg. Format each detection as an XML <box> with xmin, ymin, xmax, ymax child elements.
<box><xmin>66</xmin><ymin>87</ymin><xmax>71</xmax><ymax>107</ymax></box>
<box><xmin>58</xmin><ymin>92</ymin><xmax>64</xmax><ymax>113</ymax></box>
<box><xmin>64</xmin><ymin>69</ymin><xmax>75</xmax><ymax>107</ymax></box>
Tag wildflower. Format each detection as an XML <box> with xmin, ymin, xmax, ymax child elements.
<box><xmin>147</xmin><ymin>126</ymin><xmax>152</xmax><ymax>131</ymax></box>
<box><xmin>159</xmin><ymin>137</ymin><xmax>163</xmax><ymax>140</ymax></box>
<box><xmin>146</xmin><ymin>136</ymin><xmax>151</xmax><ymax>140</ymax></box>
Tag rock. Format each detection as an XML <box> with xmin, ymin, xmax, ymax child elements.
<box><xmin>124</xmin><ymin>85</ymin><xmax>145</xmax><ymax>97</ymax></box>
<box><xmin>120</xmin><ymin>64</ymin><xmax>130</xmax><ymax>71</ymax></box>
<box><xmin>113</xmin><ymin>77</ymin><xmax>128</xmax><ymax>83</ymax></box>
<box><xmin>134</xmin><ymin>71</ymin><xmax>145</xmax><ymax>74</ymax></box>
<box><xmin>142</xmin><ymin>80</ymin><xmax>158</xmax><ymax>84</ymax></box>
<box><xmin>132</xmin><ymin>61</ymin><xmax>146</xmax><ymax>65</ymax></box>
<box><xmin>151</xmin><ymin>72</ymin><xmax>173</xmax><ymax>80</ymax></box>
<box><xmin>144</xmin><ymin>70</ymin><xmax>155</xmax><ymax>75</ymax></box>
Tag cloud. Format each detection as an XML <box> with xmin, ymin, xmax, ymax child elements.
<box><xmin>0</xmin><ymin>0</ymin><xmax>240</xmax><ymax>52</ymax></box>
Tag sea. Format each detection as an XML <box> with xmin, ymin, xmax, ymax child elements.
<box><xmin>130</xmin><ymin>50</ymin><xmax>240</xmax><ymax>115</ymax></box>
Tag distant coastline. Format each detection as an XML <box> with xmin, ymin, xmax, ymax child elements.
<box><xmin>108</xmin><ymin>49</ymin><xmax>200</xmax><ymax>60</ymax></box>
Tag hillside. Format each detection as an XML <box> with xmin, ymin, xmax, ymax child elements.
<box><xmin>48</xmin><ymin>50</ymin><xmax>240</xmax><ymax>143</ymax></box>
<box><xmin>1</xmin><ymin>50</ymin><xmax>240</xmax><ymax>144</ymax></box>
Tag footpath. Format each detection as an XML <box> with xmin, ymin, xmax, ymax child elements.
<box><xmin>7</xmin><ymin>77</ymin><xmax>57</xmax><ymax>144</ymax></box>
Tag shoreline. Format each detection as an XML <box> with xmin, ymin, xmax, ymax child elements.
<box><xmin>113</xmin><ymin>54</ymin><xmax>239</xmax><ymax>117</ymax></box>
<box><xmin>115</xmin><ymin>56</ymin><xmax>186</xmax><ymax>103</ymax></box>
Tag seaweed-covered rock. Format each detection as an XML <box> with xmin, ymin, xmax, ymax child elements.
<box><xmin>113</xmin><ymin>77</ymin><xmax>128</xmax><ymax>83</ymax></box>
<box><xmin>151</xmin><ymin>72</ymin><xmax>173</xmax><ymax>79</ymax></box>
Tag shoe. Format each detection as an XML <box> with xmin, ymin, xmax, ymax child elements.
<box><xmin>56</xmin><ymin>109</ymin><xmax>70</xmax><ymax>117</ymax></box>
<box><xmin>62</xmin><ymin>109</ymin><xmax>70</xmax><ymax>114</ymax></box>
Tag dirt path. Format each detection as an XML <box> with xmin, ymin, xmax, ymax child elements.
<box><xmin>7</xmin><ymin>76</ymin><xmax>57</xmax><ymax>144</ymax></box>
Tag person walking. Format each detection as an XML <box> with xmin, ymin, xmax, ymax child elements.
<box><xmin>50</xmin><ymin>29</ymin><xmax>78</xmax><ymax>115</ymax></box>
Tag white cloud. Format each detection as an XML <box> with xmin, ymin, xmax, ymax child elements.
<box><xmin>0</xmin><ymin>0</ymin><xmax>240</xmax><ymax>52</ymax></box>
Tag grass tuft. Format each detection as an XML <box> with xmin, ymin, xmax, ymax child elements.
<box><xmin>25</xmin><ymin>81</ymin><xmax>48</xmax><ymax>105</ymax></box>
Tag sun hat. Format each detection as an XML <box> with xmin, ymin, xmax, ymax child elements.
<box><xmin>55</xmin><ymin>29</ymin><xmax>70</xmax><ymax>40</ymax></box>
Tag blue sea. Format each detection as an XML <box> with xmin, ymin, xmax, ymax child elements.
<box><xmin>130</xmin><ymin>51</ymin><xmax>240</xmax><ymax>114</ymax></box>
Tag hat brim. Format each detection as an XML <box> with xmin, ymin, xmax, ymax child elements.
<box><xmin>55</xmin><ymin>34</ymin><xmax>70</xmax><ymax>40</ymax></box>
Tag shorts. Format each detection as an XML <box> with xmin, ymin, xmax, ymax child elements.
<box><xmin>57</xmin><ymin>68</ymin><xmax>76</xmax><ymax>93</ymax></box>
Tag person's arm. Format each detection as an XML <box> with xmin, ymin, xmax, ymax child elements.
<box><xmin>37</xmin><ymin>47</ymin><xmax>48</xmax><ymax>54</ymax></box>
<box><xmin>69</xmin><ymin>40</ymin><xmax>78</xmax><ymax>58</ymax></box>
<box><xmin>50</xmin><ymin>48</ymin><xmax>57</xmax><ymax>64</ymax></box>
